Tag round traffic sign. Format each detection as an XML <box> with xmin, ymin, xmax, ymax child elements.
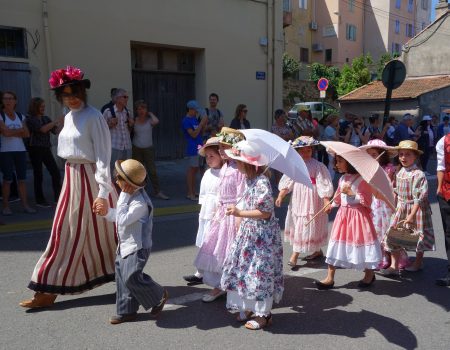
<box><xmin>317</xmin><ymin>78</ymin><xmax>329</xmax><ymax>91</ymax></box>
<box><xmin>382</xmin><ymin>60</ymin><xmax>406</xmax><ymax>90</ymax></box>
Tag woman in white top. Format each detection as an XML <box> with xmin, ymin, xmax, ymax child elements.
<box><xmin>20</xmin><ymin>66</ymin><xmax>118</xmax><ymax>309</ymax></box>
<box><xmin>131</xmin><ymin>100</ymin><xmax>169</xmax><ymax>200</ymax></box>
<box><xmin>0</xmin><ymin>91</ymin><xmax>35</xmax><ymax>215</ymax></box>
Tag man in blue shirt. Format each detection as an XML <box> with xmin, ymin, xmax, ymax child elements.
<box><xmin>182</xmin><ymin>100</ymin><xmax>208</xmax><ymax>201</ymax></box>
<box><xmin>393</xmin><ymin>113</ymin><xmax>415</xmax><ymax>145</ymax></box>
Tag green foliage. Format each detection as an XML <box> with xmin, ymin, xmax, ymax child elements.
<box><xmin>309</xmin><ymin>63</ymin><xmax>341</xmax><ymax>100</ymax></box>
<box><xmin>337</xmin><ymin>54</ymin><xmax>373</xmax><ymax>97</ymax></box>
<box><xmin>376</xmin><ymin>52</ymin><xmax>401</xmax><ymax>80</ymax></box>
<box><xmin>282</xmin><ymin>53</ymin><xmax>300</xmax><ymax>78</ymax></box>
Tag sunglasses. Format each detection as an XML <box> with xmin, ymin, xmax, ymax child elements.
<box><xmin>119</xmin><ymin>96</ymin><xmax>129</xmax><ymax>99</ymax></box>
<box><xmin>242</xmin><ymin>109</ymin><xmax>248</xmax><ymax>113</ymax></box>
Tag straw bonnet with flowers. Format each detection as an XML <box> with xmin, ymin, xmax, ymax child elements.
<box><xmin>216</xmin><ymin>127</ymin><xmax>245</xmax><ymax>146</ymax></box>
<box><xmin>290</xmin><ymin>136</ymin><xmax>320</xmax><ymax>149</ymax></box>
<box><xmin>224</xmin><ymin>140</ymin><xmax>268</xmax><ymax>166</ymax></box>
<box><xmin>359</xmin><ymin>139</ymin><xmax>398</xmax><ymax>156</ymax></box>
<box><xmin>49</xmin><ymin>65</ymin><xmax>91</xmax><ymax>90</ymax></box>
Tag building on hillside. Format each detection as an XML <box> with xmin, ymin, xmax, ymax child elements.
<box><xmin>0</xmin><ymin>0</ymin><xmax>283</xmax><ymax>159</ymax></box>
<box><xmin>284</xmin><ymin>0</ymin><xmax>431</xmax><ymax>69</ymax></box>
<box><xmin>338</xmin><ymin>1</ymin><xmax>450</xmax><ymax>123</ymax></box>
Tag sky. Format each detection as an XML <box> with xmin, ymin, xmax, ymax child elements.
<box><xmin>431</xmin><ymin>0</ymin><xmax>439</xmax><ymax>20</ymax></box>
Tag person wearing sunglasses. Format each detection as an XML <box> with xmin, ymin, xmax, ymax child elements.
<box><xmin>230</xmin><ymin>104</ymin><xmax>251</xmax><ymax>130</ymax></box>
<box><xmin>103</xmin><ymin>88</ymin><xmax>135</xmax><ymax>175</ymax></box>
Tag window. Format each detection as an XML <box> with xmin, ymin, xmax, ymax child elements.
<box><xmin>325</xmin><ymin>49</ymin><xmax>332</xmax><ymax>62</ymax></box>
<box><xmin>406</xmin><ymin>23</ymin><xmax>414</xmax><ymax>37</ymax></box>
<box><xmin>283</xmin><ymin>0</ymin><xmax>291</xmax><ymax>12</ymax></box>
<box><xmin>346</xmin><ymin>24</ymin><xmax>357</xmax><ymax>41</ymax></box>
<box><xmin>0</xmin><ymin>27</ymin><xmax>27</xmax><ymax>58</ymax></box>
<box><xmin>300</xmin><ymin>47</ymin><xmax>309</xmax><ymax>63</ymax></box>
<box><xmin>408</xmin><ymin>0</ymin><xmax>413</xmax><ymax>12</ymax></box>
<box><xmin>391</xmin><ymin>42</ymin><xmax>401</xmax><ymax>55</ymax></box>
<box><xmin>299</xmin><ymin>0</ymin><xmax>307</xmax><ymax>9</ymax></box>
<box><xmin>421</xmin><ymin>0</ymin><xmax>428</xmax><ymax>10</ymax></box>
<box><xmin>348</xmin><ymin>0</ymin><xmax>355</xmax><ymax>12</ymax></box>
<box><xmin>396</xmin><ymin>0</ymin><xmax>401</xmax><ymax>9</ymax></box>
<box><xmin>395</xmin><ymin>20</ymin><xmax>400</xmax><ymax>33</ymax></box>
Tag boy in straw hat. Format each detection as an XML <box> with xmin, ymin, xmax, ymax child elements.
<box><xmin>381</xmin><ymin>140</ymin><xmax>435</xmax><ymax>276</ymax></box>
<box><xmin>98</xmin><ymin>159</ymin><xmax>168</xmax><ymax>324</ymax></box>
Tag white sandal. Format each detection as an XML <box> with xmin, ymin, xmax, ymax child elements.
<box><xmin>244</xmin><ymin>314</ymin><xmax>272</xmax><ymax>330</ymax></box>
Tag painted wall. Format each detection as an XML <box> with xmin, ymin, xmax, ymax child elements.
<box><xmin>402</xmin><ymin>12</ymin><xmax>450</xmax><ymax>76</ymax></box>
<box><xmin>0</xmin><ymin>0</ymin><xmax>283</xmax><ymax>129</ymax></box>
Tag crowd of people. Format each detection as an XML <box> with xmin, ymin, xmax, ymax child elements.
<box><xmin>5</xmin><ymin>65</ymin><xmax>449</xmax><ymax>330</ymax></box>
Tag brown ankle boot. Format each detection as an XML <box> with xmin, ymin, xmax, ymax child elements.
<box><xmin>19</xmin><ymin>292</ymin><xmax>57</xmax><ymax>308</ymax></box>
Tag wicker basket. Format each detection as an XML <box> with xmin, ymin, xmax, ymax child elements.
<box><xmin>385</xmin><ymin>220</ymin><xmax>421</xmax><ymax>250</ymax></box>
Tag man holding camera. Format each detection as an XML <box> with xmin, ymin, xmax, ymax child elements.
<box><xmin>344</xmin><ymin>117</ymin><xmax>365</xmax><ymax>147</ymax></box>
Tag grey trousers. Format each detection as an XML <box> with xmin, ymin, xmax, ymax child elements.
<box><xmin>115</xmin><ymin>248</ymin><xmax>164</xmax><ymax>315</ymax></box>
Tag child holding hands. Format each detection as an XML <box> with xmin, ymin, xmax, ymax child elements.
<box><xmin>98</xmin><ymin>159</ymin><xmax>168</xmax><ymax>324</ymax></box>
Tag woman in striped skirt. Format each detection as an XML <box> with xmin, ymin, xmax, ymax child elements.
<box><xmin>20</xmin><ymin>66</ymin><xmax>118</xmax><ymax>308</ymax></box>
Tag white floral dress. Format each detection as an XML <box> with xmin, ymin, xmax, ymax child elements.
<box><xmin>221</xmin><ymin>175</ymin><xmax>283</xmax><ymax>315</ymax></box>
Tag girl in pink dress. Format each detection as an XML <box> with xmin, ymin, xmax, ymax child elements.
<box><xmin>194</xmin><ymin>127</ymin><xmax>245</xmax><ymax>302</ymax></box>
<box><xmin>316</xmin><ymin>155</ymin><xmax>381</xmax><ymax>290</ymax></box>
<box><xmin>276</xmin><ymin>136</ymin><xmax>333</xmax><ymax>266</ymax></box>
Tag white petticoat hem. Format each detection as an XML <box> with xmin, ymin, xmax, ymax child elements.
<box><xmin>226</xmin><ymin>291</ymin><xmax>273</xmax><ymax>316</ymax></box>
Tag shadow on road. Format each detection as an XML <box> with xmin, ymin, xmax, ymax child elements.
<box><xmin>269</xmin><ymin>276</ymin><xmax>418</xmax><ymax>350</ymax></box>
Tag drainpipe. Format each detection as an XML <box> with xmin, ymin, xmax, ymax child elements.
<box><xmin>42</xmin><ymin>0</ymin><xmax>55</xmax><ymax>118</ymax></box>
<box><xmin>267</xmin><ymin>0</ymin><xmax>274</xmax><ymax>129</ymax></box>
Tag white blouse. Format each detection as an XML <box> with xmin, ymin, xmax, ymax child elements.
<box><xmin>57</xmin><ymin>105</ymin><xmax>112</xmax><ymax>198</ymax></box>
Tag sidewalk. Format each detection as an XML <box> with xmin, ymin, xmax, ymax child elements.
<box><xmin>0</xmin><ymin>158</ymin><xmax>201</xmax><ymax>234</ymax></box>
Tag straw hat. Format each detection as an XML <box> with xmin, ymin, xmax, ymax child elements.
<box><xmin>395</xmin><ymin>140</ymin><xmax>423</xmax><ymax>155</ymax></box>
<box><xmin>198</xmin><ymin>137</ymin><xmax>220</xmax><ymax>157</ymax></box>
<box><xmin>224</xmin><ymin>140</ymin><xmax>268</xmax><ymax>166</ymax></box>
<box><xmin>290</xmin><ymin>136</ymin><xmax>320</xmax><ymax>148</ymax></box>
<box><xmin>359</xmin><ymin>139</ymin><xmax>398</xmax><ymax>156</ymax></box>
<box><xmin>115</xmin><ymin>159</ymin><xmax>147</xmax><ymax>188</ymax></box>
<box><xmin>216</xmin><ymin>127</ymin><xmax>245</xmax><ymax>146</ymax></box>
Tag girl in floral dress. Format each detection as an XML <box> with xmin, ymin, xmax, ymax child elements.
<box><xmin>381</xmin><ymin>140</ymin><xmax>435</xmax><ymax>275</ymax></box>
<box><xmin>183</xmin><ymin>137</ymin><xmax>223</xmax><ymax>286</ymax></box>
<box><xmin>360</xmin><ymin>139</ymin><xmax>409</xmax><ymax>270</ymax></box>
<box><xmin>276</xmin><ymin>136</ymin><xmax>333</xmax><ymax>266</ymax></box>
<box><xmin>194</xmin><ymin>127</ymin><xmax>245</xmax><ymax>302</ymax></box>
<box><xmin>221</xmin><ymin>140</ymin><xmax>283</xmax><ymax>331</ymax></box>
<box><xmin>316</xmin><ymin>155</ymin><xmax>381</xmax><ymax>290</ymax></box>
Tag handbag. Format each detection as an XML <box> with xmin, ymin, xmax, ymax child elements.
<box><xmin>385</xmin><ymin>220</ymin><xmax>421</xmax><ymax>250</ymax></box>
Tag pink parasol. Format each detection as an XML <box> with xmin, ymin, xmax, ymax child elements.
<box><xmin>320</xmin><ymin>141</ymin><xmax>395</xmax><ymax>209</ymax></box>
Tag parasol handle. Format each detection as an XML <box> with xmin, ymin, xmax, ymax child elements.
<box><xmin>304</xmin><ymin>189</ymin><xmax>340</xmax><ymax>227</ymax></box>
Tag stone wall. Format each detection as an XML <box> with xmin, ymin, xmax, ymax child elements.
<box><xmin>283</xmin><ymin>78</ymin><xmax>338</xmax><ymax>109</ymax></box>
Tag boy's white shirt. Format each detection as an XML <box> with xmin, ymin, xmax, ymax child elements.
<box><xmin>105</xmin><ymin>190</ymin><xmax>150</xmax><ymax>258</ymax></box>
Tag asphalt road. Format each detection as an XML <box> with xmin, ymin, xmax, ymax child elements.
<box><xmin>1</xmin><ymin>195</ymin><xmax>450</xmax><ymax>350</ymax></box>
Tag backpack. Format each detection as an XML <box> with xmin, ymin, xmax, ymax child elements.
<box><xmin>1</xmin><ymin>111</ymin><xmax>30</xmax><ymax>149</ymax></box>
<box><xmin>108</xmin><ymin>105</ymin><xmax>134</xmax><ymax>139</ymax></box>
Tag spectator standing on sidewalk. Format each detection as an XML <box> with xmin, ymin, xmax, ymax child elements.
<box><xmin>204</xmin><ymin>93</ymin><xmax>224</xmax><ymax>139</ymax></box>
<box><xmin>182</xmin><ymin>100</ymin><xmax>208</xmax><ymax>201</ymax></box>
<box><xmin>103</xmin><ymin>88</ymin><xmax>134</xmax><ymax>175</ymax></box>
<box><xmin>436</xmin><ymin>134</ymin><xmax>450</xmax><ymax>286</ymax></box>
<box><xmin>416</xmin><ymin>115</ymin><xmax>435</xmax><ymax>175</ymax></box>
<box><xmin>323</xmin><ymin>115</ymin><xmax>340</xmax><ymax>179</ymax></box>
<box><xmin>0</xmin><ymin>91</ymin><xmax>36</xmax><ymax>215</ymax></box>
<box><xmin>100</xmin><ymin>88</ymin><xmax>117</xmax><ymax>114</ymax></box>
<box><xmin>344</xmin><ymin>117</ymin><xmax>365</xmax><ymax>147</ymax></box>
<box><xmin>131</xmin><ymin>100</ymin><xmax>169</xmax><ymax>200</ymax></box>
<box><xmin>271</xmin><ymin>109</ymin><xmax>294</xmax><ymax>141</ymax></box>
<box><xmin>230</xmin><ymin>104</ymin><xmax>251</xmax><ymax>130</ymax></box>
<box><xmin>437</xmin><ymin>115</ymin><xmax>450</xmax><ymax>139</ymax></box>
<box><xmin>393</xmin><ymin>113</ymin><xmax>417</xmax><ymax>144</ymax></box>
<box><xmin>26</xmin><ymin>97</ymin><xmax>63</xmax><ymax>207</ymax></box>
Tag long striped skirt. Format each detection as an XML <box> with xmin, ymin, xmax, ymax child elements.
<box><xmin>28</xmin><ymin>162</ymin><xmax>118</xmax><ymax>294</ymax></box>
